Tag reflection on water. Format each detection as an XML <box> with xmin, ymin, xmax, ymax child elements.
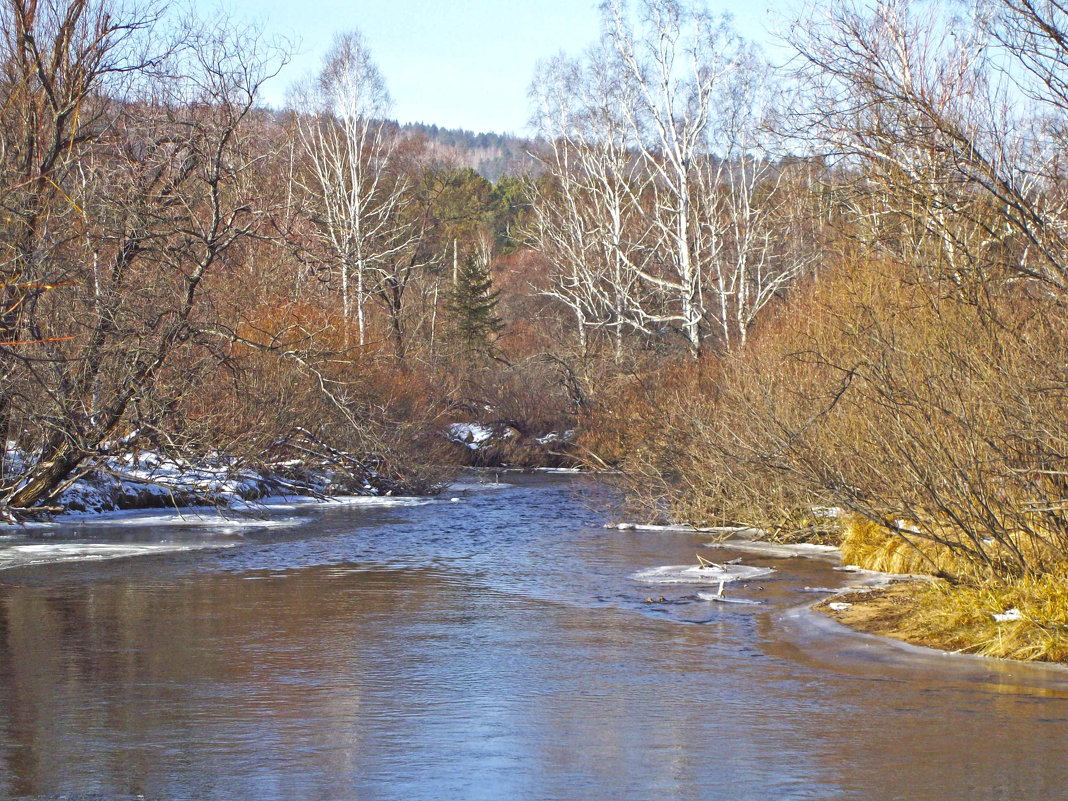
<box><xmin>0</xmin><ymin>474</ymin><xmax>1067</xmax><ymax>800</ymax></box>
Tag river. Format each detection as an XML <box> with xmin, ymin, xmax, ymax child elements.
<box><xmin>0</xmin><ymin>473</ymin><xmax>1066</xmax><ymax>800</ymax></box>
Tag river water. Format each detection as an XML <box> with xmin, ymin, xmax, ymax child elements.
<box><xmin>0</xmin><ymin>473</ymin><xmax>1067</xmax><ymax>800</ymax></box>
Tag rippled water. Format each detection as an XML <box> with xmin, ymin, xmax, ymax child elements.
<box><xmin>1</xmin><ymin>474</ymin><xmax>1067</xmax><ymax>800</ymax></box>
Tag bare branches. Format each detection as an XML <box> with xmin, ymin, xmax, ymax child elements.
<box><xmin>529</xmin><ymin>0</ymin><xmax>819</xmax><ymax>357</ymax></box>
<box><xmin>0</xmin><ymin>0</ymin><xmax>288</xmax><ymax>509</ymax></box>
<box><xmin>290</xmin><ymin>32</ymin><xmax>423</xmax><ymax>354</ymax></box>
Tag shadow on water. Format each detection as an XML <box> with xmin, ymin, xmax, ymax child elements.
<box><xmin>0</xmin><ymin>473</ymin><xmax>1067</xmax><ymax>800</ymax></box>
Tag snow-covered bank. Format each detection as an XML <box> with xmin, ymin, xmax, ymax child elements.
<box><xmin>1</xmin><ymin>441</ymin><xmax>443</xmax><ymax>522</ymax></box>
<box><xmin>443</xmin><ymin>422</ymin><xmax>579</xmax><ymax>469</ymax></box>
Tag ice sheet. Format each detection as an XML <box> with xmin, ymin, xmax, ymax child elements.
<box><xmin>632</xmin><ymin>563</ymin><xmax>775</xmax><ymax>585</ymax></box>
<box><xmin>0</xmin><ymin>541</ymin><xmax>237</xmax><ymax>570</ymax></box>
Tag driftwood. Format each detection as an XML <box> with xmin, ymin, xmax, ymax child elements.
<box><xmin>695</xmin><ymin>553</ymin><xmax>725</xmax><ymax>570</ymax></box>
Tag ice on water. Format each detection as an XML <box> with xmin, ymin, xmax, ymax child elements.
<box><xmin>632</xmin><ymin>563</ymin><xmax>775</xmax><ymax>585</ymax></box>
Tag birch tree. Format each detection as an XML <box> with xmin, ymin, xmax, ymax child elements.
<box><xmin>530</xmin><ymin>0</ymin><xmax>816</xmax><ymax>355</ymax></box>
<box><xmin>698</xmin><ymin>48</ymin><xmax>818</xmax><ymax>351</ymax></box>
<box><xmin>294</xmin><ymin>32</ymin><xmax>413</xmax><ymax>348</ymax></box>
<box><xmin>531</xmin><ymin>53</ymin><xmax>652</xmax><ymax>353</ymax></box>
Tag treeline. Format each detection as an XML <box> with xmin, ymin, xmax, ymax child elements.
<box><xmin>6</xmin><ymin>0</ymin><xmax>1068</xmax><ymax>602</ymax></box>
<box><xmin>396</xmin><ymin>123</ymin><xmax>539</xmax><ymax>181</ymax></box>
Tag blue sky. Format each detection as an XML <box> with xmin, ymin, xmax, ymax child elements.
<box><xmin>213</xmin><ymin>0</ymin><xmax>792</xmax><ymax>134</ymax></box>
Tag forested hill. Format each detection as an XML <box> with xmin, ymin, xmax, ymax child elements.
<box><xmin>396</xmin><ymin>122</ymin><xmax>541</xmax><ymax>181</ymax></box>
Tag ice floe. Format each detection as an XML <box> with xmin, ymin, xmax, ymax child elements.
<box><xmin>609</xmin><ymin>522</ymin><xmax>757</xmax><ymax>535</ymax></box>
<box><xmin>697</xmin><ymin>591</ymin><xmax>764</xmax><ymax>605</ymax></box>
<box><xmin>632</xmin><ymin>563</ymin><xmax>775</xmax><ymax>585</ymax></box>
<box><xmin>445</xmin><ymin>480</ymin><xmax>514</xmax><ymax>493</ymax></box>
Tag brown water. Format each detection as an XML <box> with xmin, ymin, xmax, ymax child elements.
<box><xmin>0</xmin><ymin>474</ymin><xmax>1067</xmax><ymax>800</ymax></box>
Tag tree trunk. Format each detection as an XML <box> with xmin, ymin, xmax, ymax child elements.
<box><xmin>6</xmin><ymin>438</ymin><xmax>83</xmax><ymax>509</ymax></box>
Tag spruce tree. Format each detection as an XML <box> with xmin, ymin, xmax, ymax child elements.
<box><xmin>445</xmin><ymin>256</ymin><xmax>504</xmax><ymax>358</ymax></box>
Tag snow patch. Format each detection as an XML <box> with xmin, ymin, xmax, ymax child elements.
<box><xmin>811</xmin><ymin>506</ymin><xmax>843</xmax><ymax>519</ymax></box>
<box><xmin>994</xmin><ymin>608</ymin><xmax>1023</xmax><ymax>623</ymax></box>
<box><xmin>446</xmin><ymin>423</ymin><xmax>495</xmax><ymax>449</ymax></box>
<box><xmin>535</xmin><ymin>430</ymin><xmax>575</xmax><ymax>445</ymax></box>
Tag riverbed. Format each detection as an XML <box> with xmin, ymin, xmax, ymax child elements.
<box><xmin>0</xmin><ymin>474</ymin><xmax>1066</xmax><ymax>800</ymax></box>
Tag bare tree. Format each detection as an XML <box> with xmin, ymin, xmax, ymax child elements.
<box><xmin>0</xmin><ymin>0</ymin><xmax>162</xmax><ymax>476</ymax></box>
<box><xmin>529</xmin><ymin>0</ymin><xmax>816</xmax><ymax>356</ymax></box>
<box><xmin>530</xmin><ymin>51</ymin><xmax>654</xmax><ymax>355</ymax></box>
<box><xmin>0</xmin><ymin>3</ymin><xmax>286</xmax><ymax>509</ymax></box>
<box><xmin>292</xmin><ymin>32</ymin><xmax>416</xmax><ymax>349</ymax></box>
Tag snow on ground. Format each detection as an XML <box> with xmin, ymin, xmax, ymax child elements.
<box><xmin>445</xmin><ymin>423</ymin><xmax>576</xmax><ymax>456</ymax></box>
<box><xmin>632</xmin><ymin>563</ymin><xmax>776</xmax><ymax>585</ymax></box>
<box><xmin>534</xmin><ymin>430</ymin><xmax>574</xmax><ymax>446</ymax></box>
<box><xmin>55</xmin><ymin>451</ymin><xmax>272</xmax><ymax>514</ymax></box>
<box><xmin>1</xmin><ymin>438</ymin><xmax>424</xmax><ymax>523</ymax></box>
<box><xmin>994</xmin><ymin>608</ymin><xmax>1023</xmax><ymax>622</ymax></box>
<box><xmin>446</xmin><ymin>423</ymin><xmax>496</xmax><ymax>450</ymax></box>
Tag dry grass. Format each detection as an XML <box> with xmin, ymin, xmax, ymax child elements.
<box><xmin>840</xmin><ymin>516</ymin><xmax>962</xmax><ymax>577</ymax></box>
<box><xmin>910</xmin><ymin>575</ymin><xmax>1068</xmax><ymax>662</ymax></box>
<box><xmin>825</xmin><ymin>576</ymin><xmax>1068</xmax><ymax>663</ymax></box>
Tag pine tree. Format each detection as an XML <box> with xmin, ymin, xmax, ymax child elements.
<box><xmin>445</xmin><ymin>254</ymin><xmax>504</xmax><ymax>358</ymax></box>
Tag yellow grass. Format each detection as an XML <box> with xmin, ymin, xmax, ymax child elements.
<box><xmin>839</xmin><ymin>516</ymin><xmax>961</xmax><ymax>576</ymax></box>
<box><xmin>908</xmin><ymin>575</ymin><xmax>1068</xmax><ymax>662</ymax></box>
<box><xmin>827</xmin><ymin>576</ymin><xmax>1068</xmax><ymax>663</ymax></box>
<box><xmin>830</xmin><ymin>516</ymin><xmax>1068</xmax><ymax>662</ymax></box>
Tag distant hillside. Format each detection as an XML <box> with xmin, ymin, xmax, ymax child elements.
<box><xmin>396</xmin><ymin>122</ymin><xmax>542</xmax><ymax>182</ymax></box>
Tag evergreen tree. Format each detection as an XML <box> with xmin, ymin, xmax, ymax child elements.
<box><xmin>445</xmin><ymin>255</ymin><xmax>504</xmax><ymax>358</ymax></box>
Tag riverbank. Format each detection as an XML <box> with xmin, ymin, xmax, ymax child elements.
<box><xmin>0</xmin><ymin>443</ymin><xmax>444</xmax><ymax>523</ymax></box>
<box><xmin>444</xmin><ymin>422</ymin><xmax>579</xmax><ymax>469</ymax></box>
<box><xmin>2</xmin><ymin>418</ymin><xmax>576</xmax><ymax>521</ymax></box>
<box><xmin>816</xmin><ymin>574</ymin><xmax>1068</xmax><ymax>664</ymax></box>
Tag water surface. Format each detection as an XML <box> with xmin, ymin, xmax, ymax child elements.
<box><xmin>0</xmin><ymin>474</ymin><xmax>1066</xmax><ymax>800</ymax></box>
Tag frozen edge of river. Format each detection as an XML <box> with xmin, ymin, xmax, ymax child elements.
<box><xmin>0</xmin><ymin>478</ymin><xmax>515</xmax><ymax>533</ymax></box>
